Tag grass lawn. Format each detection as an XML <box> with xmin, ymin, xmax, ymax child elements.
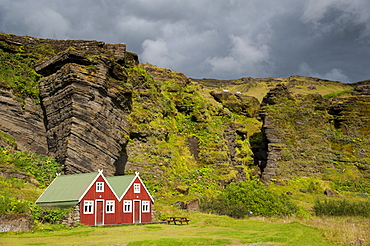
<box><xmin>0</xmin><ymin>213</ymin><xmax>332</xmax><ymax>246</ymax></box>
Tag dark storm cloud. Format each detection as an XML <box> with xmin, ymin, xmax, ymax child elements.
<box><xmin>0</xmin><ymin>0</ymin><xmax>369</xmax><ymax>82</ymax></box>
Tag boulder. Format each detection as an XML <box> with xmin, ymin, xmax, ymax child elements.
<box><xmin>210</xmin><ymin>91</ymin><xmax>260</xmax><ymax>117</ymax></box>
<box><xmin>324</xmin><ymin>188</ymin><xmax>338</xmax><ymax>197</ymax></box>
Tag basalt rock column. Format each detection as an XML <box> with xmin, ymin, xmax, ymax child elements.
<box><xmin>37</xmin><ymin>44</ymin><xmax>136</xmax><ymax>175</ymax></box>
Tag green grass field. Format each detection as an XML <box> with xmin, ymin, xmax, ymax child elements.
<box><xmin>0</xmin><ymin>213</ymin><xmax>332</xmax><ymax>246</ymax></box>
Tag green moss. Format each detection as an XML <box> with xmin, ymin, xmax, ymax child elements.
<box><xmin>24</xmin><ymin>43</ymin><xmax>56</xmax><ymax>61</ymax></box>
<box><xmin>262</xmin><ymin>90</ymin><xmax>370</xmax><ymax>188</ymax></box>
<box><xmin>323</xmin><ymin>88</ymin><xmax>354</xmax><ymax>99</ymax></box>
<box><xmin>0</xmin><ymin>132</ymin><xmax>17</xmax><ymax>147</ymax></box>
<box><xmin>0</xmin><ymin>48</ymin><xmax>41</xmax><ymax>104</ymax></box>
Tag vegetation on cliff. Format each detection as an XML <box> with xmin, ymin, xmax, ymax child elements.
<box><xmin>0</xmin><ymin>133</ymin><xmax>62</xmax><ymax>216</ymax></box>
<box><xmin>0</xmin><ymin>37</ymin><xmax>56</xmax><ymax>104</ymax></box>
<box><xmin>0</xmin><ymin>33</ymin><xmax>369</xmax><ymax>238</ymax></box>
<box><xmin>125</xmin><ymin>64</ymin><xmax>262</xmax><ymax>202</ymax></box>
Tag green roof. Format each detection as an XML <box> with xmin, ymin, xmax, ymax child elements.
<box><xmin>36</xmin><ymin>201</ymin><xmax>78</xmax><ymax>208</ymax></box>
<box><xmin>36</xmin><ymin>172</ymin><xmax>99</xmax><ymax>207</ymax></box>
<box><xmin>105</xmin><ymin>175</ymin><xmax>135</xmax><ymax>198</ymax></box>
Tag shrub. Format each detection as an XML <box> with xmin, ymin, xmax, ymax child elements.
<box><xmin>201</xmin><ymin>196</ymin><xmax>247</xmax><ymax>219</ymax></box>
<box><xmin>0</xmin><ymin>146</ymin><xmax>62</xmax><ymax>188</ymax></box>
<box><xmin>31</xmin><ymin>206</ymin><xmax>72</xmax><ymax>224</ymax></box>
<box><xmin>0</xmin><ymin>195</ymin><xmax>31</xmax><ymax>214</ymax></box>
<box><xmin>314</xmin><ymin>199</ymin><xmax>370</xmax><ymax>217</ymax></box>
<box><xmin>201</xmin><ymin>180</ymin><xmax>298</xmax><ymax>218</ymax></box>
<box><xmin>0</xmin><ymin>189</ymin><xmax>70</xmax><ymax>224</ymax></box>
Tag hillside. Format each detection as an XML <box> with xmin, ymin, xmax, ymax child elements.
<box><xmin>0</xmin><ymin>33</ymin><xmax>369</xmax><ymax>209</ymax></box>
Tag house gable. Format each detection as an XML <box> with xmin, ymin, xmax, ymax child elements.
<box><xmin>78</xmin><ymin>170</ymin><xmax>119</xmax><ymax>202</ymax></box>
<box><xmin>79</xmin><ymin>174</ymin><xmax>119</xmax><ymax>226</ymax></box>
<box><xmin>129</xmin><ymin>174</ymin><xmax>154</xmax><ymax>203</ymax></box>
<box><xmin>106</xmin><ymin>172</ymin><xmax>154</xmax><ymax>202</ymax></box>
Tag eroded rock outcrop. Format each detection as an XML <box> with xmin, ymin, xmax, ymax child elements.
<box><xmin>210</xmin><ymin>91</ymin><xmax>260</xmax><ymax>117</ymax></box>
<box><xmin>37</xmin><ymin>43</ymin><xmax>136</xmax><ymax>175</ymax></box>
<box><xmin>1</xmin><ymin>34</ymin><xmax>138</xmax><ymax>175</ymax></box>
<box><xmin>0</xmin><ymin>89</ymin><xmax>48</xmax><ymax>154</ymax></box>
<box><xmin>257</xmin><ymin>84</ymin><xmax>292</xmax><ymax>181</ymax></box>
<box><xmin>257</xmin><ymin>82</ymin><xmax>370</xmax><ymax>181</ymax></box>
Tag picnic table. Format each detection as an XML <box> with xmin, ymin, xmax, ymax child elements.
<box><xmin>167</xmin><ymin>216</ymin><xmax>190</xmax><ymax>225</ymax></box>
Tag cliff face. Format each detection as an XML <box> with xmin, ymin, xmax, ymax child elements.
<box><xmin>38</xmin><ymin>52</ymin><xmax>133</xmax><ymax>175</ymax></box>
<box><xmin>1</xmin><ymin>34</ymin><xmax>138</xmax><ymax>175</ymax></box>
<box><xmin>256</xmin><ymin>81</ymin><xmax>370</xmax><ymax>187</ymax></box>
<box><xmin>0</xmin><ymin>89</ymin><xmax>47</xmax><ymax>154</ymax></box>
<box><xmin>1</xmin><ymin>33</ymin><xmax>369</xmax><ymax>197</ymax></box>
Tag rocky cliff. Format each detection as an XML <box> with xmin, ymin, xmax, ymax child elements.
<box><xmin>1</xmin><ymin>34</ymin><xmax>138</xmax><ymax>175</ymax></box>
<box><xmin>1</xmin><ymin>33</ymin><xmax>369</xmax><ymax>198</ymax></box>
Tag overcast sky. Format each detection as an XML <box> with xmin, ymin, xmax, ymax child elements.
<box><xmin>1</xmin><ymin>0</ymin><xmax>370</xmax><ymax>83</ymax></box>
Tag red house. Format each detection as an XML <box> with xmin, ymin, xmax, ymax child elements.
<box><xmin>36</xmin><ymin>170</ymin><xmax>154</xmax><ymax>226</ymax></box>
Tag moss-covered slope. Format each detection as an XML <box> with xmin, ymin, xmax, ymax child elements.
<box><xmin>0</xmin><ymin>33</ymin><xmax>369</xmax><ymax>207</ymax></box>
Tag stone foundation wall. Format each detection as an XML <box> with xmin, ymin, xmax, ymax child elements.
<box><xmin>61</xmin><ymin>205</ymin><xmax>80</xmax><ymax>227</ymax></box>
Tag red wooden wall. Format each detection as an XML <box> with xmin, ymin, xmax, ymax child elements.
<box><xmin>79</xmin><ymin>175</ymin><xmax>153</xmax><ymax>226</ymax></box>
<box><xmin>79</xmin><ymin>176</ymin><xmax>118</xmax><ymax>226</ymax></box>
<box><xmin>116</xmin><ymin>177</ymin><xmax>153</xmax><ymax>224</ymax></box>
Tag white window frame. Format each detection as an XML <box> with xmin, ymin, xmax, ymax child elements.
<box><xmin>83</xmin><ymin>200</ymin><xmax>94</xmax><ymax>214</ymax></box>
<box><xmin>96</xmin><ymin>182</ymin><xmax>104</xmax><ymax>192</ymax></box>
<box><xmin>142</xmin><ymin>201</ymin><xmax>150</xmax><ymax>213</ymax></box>
<box><xmin>106</xmin><ymin>200</ymin><xmax>115</xmax><ymax>213</ymax></box>
<box><xmin>134</xmin><ymin>183</ymin><xmax>140</xmax><ymax>193</ymax></box>
<box><xmin>124</xmin><ymin>200</ymin><xmax>132</xmax><ymax>213</ymax></box>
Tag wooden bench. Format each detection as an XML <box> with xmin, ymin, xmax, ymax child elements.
<box><xmin>167</xmin><ymin>217</ymin><xmax>189</xmax><ymax>225</ymax></box>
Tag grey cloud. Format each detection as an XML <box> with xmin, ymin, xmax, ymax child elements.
<box><xmin>0</xmin><ymin>0</ymin><xmax>369</xmax><ymax>82</ymax></box>
<box><xmin>302</xmin><ymin>0</ymin><xmax>370</xmax><ymax>42</ymax></box>
<box><xmin>299</xmin><ymin>63</ymin><xmax>349</xmax><ymax>82</ymax></box>
<box><xmin>205</xmin><ymin>34</ymin><xmax>272</xmax><ymax>78</ymax></box>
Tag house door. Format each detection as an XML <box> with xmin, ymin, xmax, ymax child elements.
<box><xmin>96</xmin><ymin>201</ymin><xmax>103</xmax><ymax>225</ymax></box>
<box><xmin>133</xmin><ymin>201</ymin><xmax>140</xmax><ymax>224</ymax></box>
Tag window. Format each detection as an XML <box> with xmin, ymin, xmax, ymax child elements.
<box><xmin>134</xmin><ymin>183</ymin><xmax>140</xmax><ymax>193</ymax></box>
<box><xmin>84</xmin><ymin>201</ymin><xmax>94</xmax><ymax>214</ymax></box>
<box><xmin>106</xmin><ymin>200</ymin><xmax>115</xmax><ymax>213</ymax></box>
<box><xmin>142</xmin><ymin>201</ymin><xmax>150</xmax><ymax>213</ymax></box>
<box><xmin>96</xmin><ymin>182</ymin><xmax>104</xmax><ymax>192</ymax></box>
<box><xmin>124</xmin><ymin>200</ymin><xmax>132</xmax><ymax>212</ymax></box>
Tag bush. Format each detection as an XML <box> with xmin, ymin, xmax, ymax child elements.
<box><xmin>201</xmin><ymin>180</ymin><xmax>298</xmax><ymax>218</ymax></box>
<box><xmin>201</xmin><ymin>196</ymin><xmax>247</xmax><ymax>219</ymax></box>
<box><xmin>0</xmin><ymin>196</ymin><xmax>71</xmax><ymax>224</ymax></box>
<box><xmin>0</xmin><ymin>195</ymin><xmax>31</xmax><ymax>214</ymax></box>
<box><xmin>0</xmin><ymin>146</ymin><xmax>62</xmax><ymax>188</ymax></box>
<box><xmin>314</xmin><ymin>199</ymin><xmax>370</xmax><ymax>217</ymax></box>
<box><xmin>31</xmin><ymin>206</ymin><xmax>72</xmax><ymax>224</ymax></box>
